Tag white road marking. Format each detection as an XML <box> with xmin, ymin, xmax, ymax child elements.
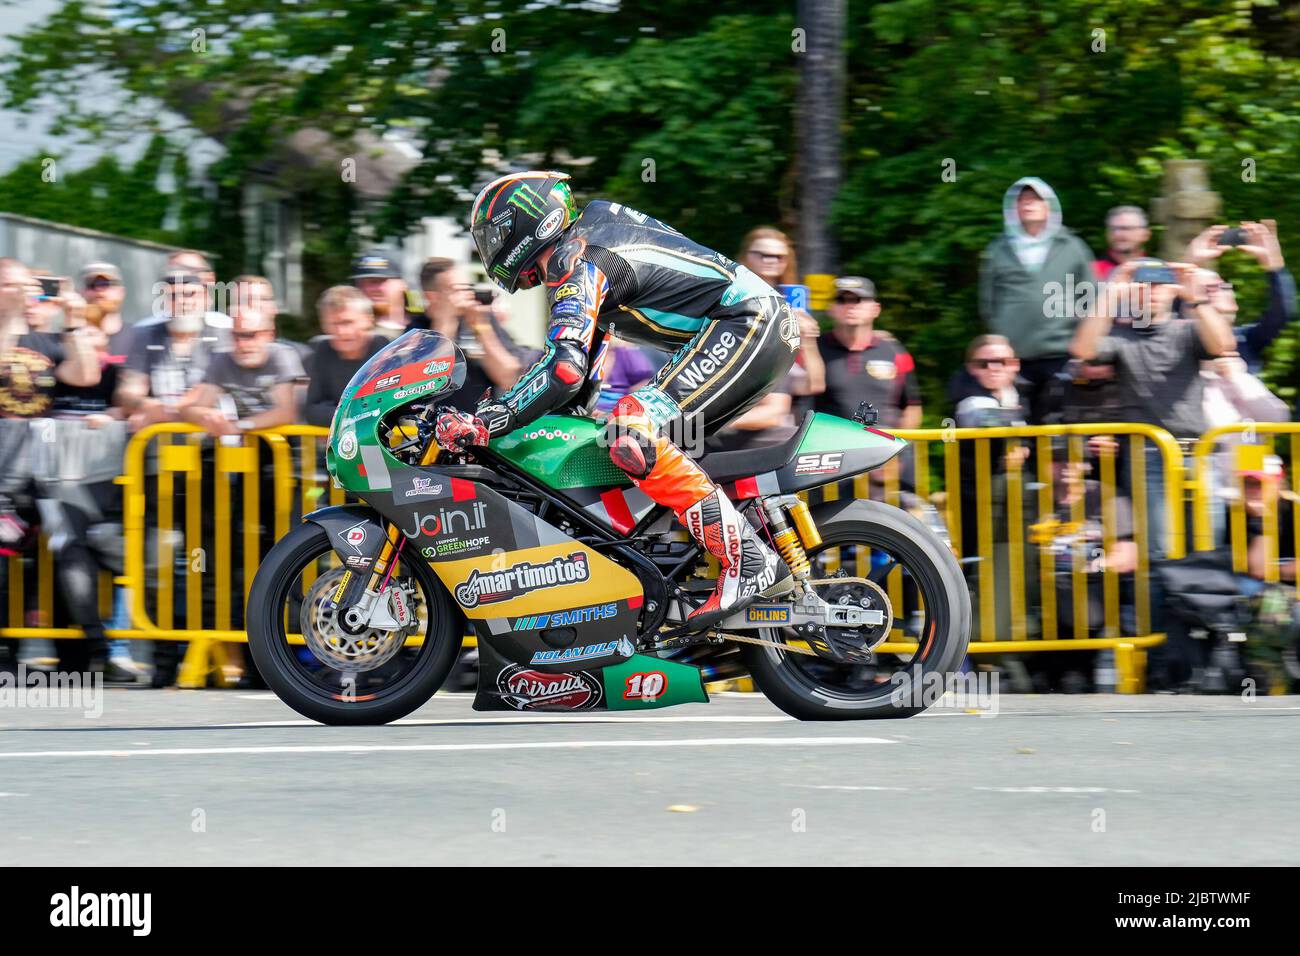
<box><xmin>218</xmin><ymin>715</ymin><xmax>795</xmax><ymax>728</ymax></box>
<box><xmin>0</xmin><ymin>736</ymin><xmax>895</xmax><ymax>759</ymax></box>
<box><xmin>973</xmin><ymin>786</ymin><xmax>1139</xmax><ymax>794</ymax></box>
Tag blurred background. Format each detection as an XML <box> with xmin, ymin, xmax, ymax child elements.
<box><xmin>0</xmin><ymin>0</ymin><xmax>1295</xmax><ymax>403</ymax></box>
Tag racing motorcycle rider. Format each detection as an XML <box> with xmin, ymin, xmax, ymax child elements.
<box><xmin>435</xmin><ymin>171</ymin><xmax>803</xmax><ymax>630</ymax></box>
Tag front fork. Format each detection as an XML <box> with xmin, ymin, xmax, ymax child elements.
<box><xmin>340</xmin><ymin>424</ymin><xmax>441</xmax><ymax>630</ymax></box>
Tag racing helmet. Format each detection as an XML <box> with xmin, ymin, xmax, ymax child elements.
<box><xmin>470</xmin><ymin>171</ymin><xmax>577</xmax><ymax>292</ymax></box>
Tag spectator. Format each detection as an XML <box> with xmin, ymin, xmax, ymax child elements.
<box><xmin>737</xmin><ymin>226</ymin><xmax>798</xmax><ymax>286</ymax></box>
<box><xmin>302</xmin><ymin>286</ymin><xmax>387</xmax><ymax>427</ymax></box>
<box><xmin>951</xmin><ymin>334</ymin><xmax>1027</xmax><ymax>427</ymax></box>
<box><xmin>1072</xmin><ymin>259</ymin><xmax>1234</xmax><ymax>438</ymax></box>
<box><xmin>1201</xmin><ymin>350</ymin><xmax>1290</xmax><ymax>538</ymax></box>
<box><xmin>1093</xmin><ymin>206</ymin><xmax>1151</xmax><ymax>281</ymax></box>
<box><xmin>736</xmin><ymin>226</ymin><xmax>825</xmax><ymax>420</ymax></box>
<box><xmin>177</xmin><ymin>309</ymin><xmax>303</xmax><ymax>436</ymax></box>
<box><xmin>228</xmin><ymin>275</ymin><xmax>311</xmax><ymax>386</ymax></box>
<box><xmin>138</xmin><ymin>250</ymin><xmax>232</xmax><ymax>329</ymax></box>
<box><xmin>1242</xmin><ymin>456</ymin><xmax>1296</xmax><ymax>584</ymax></box>
<box><xmin>948</xmin><ymin>334</ymin><xmax>1030</xmax><ymax>564</ymax></box>
<box><xmin>0</xmin><ymin>258</ymin><xmax>100</xmax><ymax>417</ymax></box>
<box><xmin>812</xmin><ymin>276</ymin><xmax>922</xmax><ymax>429</ymax></box>
<box><xmin>980</xmin><ymin>177</ymin><xmax>1095</xmax><ymax>422</ymax></box>
<box><xmin>43</xmin><ymin>287</ymin><xmax>141</xmax><ymax>680</ymax></box>
<box><xmin>1186</xmin><ymin>220</ymin><xmax>1295</xmax><ymax>373</ymax></box>
<box><xmin>352</xmin><ymin>249</ymin><xmax>426</xmax><ymax>336</ymax></box>
<box><xmin>419</xmin><ymin>257</ymin><xmax>521</xmax><ymax>413</ymax></box>
<box><xmin>51</xmin><ymin>263</ymin><xmax>131</xmax><ymax>420</ymax></box>
<box><xmin>1071</xmin><ymin>258</ymin><xmax>1233</xmax><ymax>555</ymax></box>
<box><xmin>116</xmin><ymin>269</ymin><xmax>227</xmax><ymax>427</ymax></box>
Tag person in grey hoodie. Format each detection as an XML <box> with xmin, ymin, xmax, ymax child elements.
<box><xmin>979</xmin><ymin>177</ymin><xmax>1095</xmax><ymax>422</ymax></box>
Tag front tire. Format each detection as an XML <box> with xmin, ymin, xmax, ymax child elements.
<box><xmin>247</xmin><ymin>521</ymin><xmax>463</xmax><ymax>725</ymax></box>
<box><xmin>741</xmin><ymin>498</ymin><xmax>971</xmax><ymax>720</ymax></box>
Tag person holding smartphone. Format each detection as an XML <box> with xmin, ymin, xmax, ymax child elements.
<box><xmin>1185</xmin><ymin>220</ymin><xmax>1294</xmax><ymax>373</ymax></box>
<box><xmin>1071</xmin><ymin>257</ymin><xmax>1233</xmax><ymax>558</ymax></box>
<box><xmin>0</xmin><ymin>259</ymin><xmax>100</xmax><ymax>419</ymax></box>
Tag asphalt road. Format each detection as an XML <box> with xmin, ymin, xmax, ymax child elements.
<box><xmin>0</xmin><ymin>689</ymin><xmax>1296</xmax><ymax>865</ymax></box>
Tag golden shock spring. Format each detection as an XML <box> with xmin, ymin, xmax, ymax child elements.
<box><xmin>773</xmin><ymin>526</ymin><xmax>811</xmax><ymax>579</ymax></box>
<box><xmin>786</xmin><ymin>497</ymin><xmax>823</xmax><ymax>550</ymax></box>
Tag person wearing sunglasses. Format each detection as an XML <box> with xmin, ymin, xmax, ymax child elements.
<box><xmin>953</xmin><ymin>335</ymin><xmax>1026</xmax><ymax>429</ymax></box>
<box><xmin>177</xmin><ymin>308</ymin><xmax>303</xmax><ymax>437</ymax></box>
<box><xmin>812</xmin><ymin>275</ymin><xmax>922</xmax><ymax>431</ymax></box>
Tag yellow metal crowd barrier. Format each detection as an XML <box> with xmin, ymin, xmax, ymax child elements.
<box><xmin>3</xmin><ymin>420</ymin><xmax>1293</xmax><ymax>693</ymax></box>
<box><xmin>802</xmin><ymin>422</ymin><xmax>1187</xmax><ymax>692</ymax></box>
<box><xmin>1190</xmin><ymin>422</ymin><xmax>1300</xmax><ymax>591</ymax></box>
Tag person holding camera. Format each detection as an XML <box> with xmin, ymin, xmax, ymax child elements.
<box><xmin>419</xmin><ymin>257</ymin><xmax>521</xmax><ymax>414</ymax></box>
<box><xmin>1071</xmin><ymin>257</ymin><xmax>1233</xmax><ymax>558</ymax></box>
<box><xmin>1186</xmin><ymin>220</ymin><xmax>1294</xmax><ymax>374</ymax></box>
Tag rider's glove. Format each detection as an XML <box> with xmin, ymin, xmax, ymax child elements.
<box><xmin>434</xmin><ymin>410</ymin><xmax>489</xmax><ymax>452</ymax></box>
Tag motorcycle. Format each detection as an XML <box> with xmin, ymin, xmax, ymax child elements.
<box><xmin>247</xmin><ymin>330</ymin><xmax>970</xmax><ymax>723</ymax></box>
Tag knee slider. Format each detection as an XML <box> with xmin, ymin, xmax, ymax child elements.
<box><xmin>605</xmin><ymin>421</ymin><xmax>656</xmax><ymax>479</ymax></box>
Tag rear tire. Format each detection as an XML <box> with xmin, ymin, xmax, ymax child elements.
<box><xmin>741</xmin><ymin>498</ymin><xmax>970</xmax><ymax>720</ymax></box>
<box><xmin>247</xmin><ymin>522</ymin><xmax>463</xmax><ymax>725</ymax></box>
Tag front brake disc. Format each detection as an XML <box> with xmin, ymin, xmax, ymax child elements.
<box><xmin>299</xmin><ymin>567</ymin><xmax>417</xmax><ymax>672</ymax></box>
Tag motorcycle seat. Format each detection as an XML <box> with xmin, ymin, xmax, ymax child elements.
<box><xmin>694</xmin><ymin>411</ymin><xmax>814</xmax><ymax>483</ymax></box>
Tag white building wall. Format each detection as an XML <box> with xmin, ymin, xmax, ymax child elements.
<box><xmin>0</xmin><ymin>212</ymin><xmax>189</xmax><ymax>323</ymax></box>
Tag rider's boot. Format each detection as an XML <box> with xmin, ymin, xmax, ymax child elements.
<box><xmin>603</xmin><ymin>393</ymin><xmax>792</xmax><ymax>632</ymax></box>
<box><xmin>679</xmin><ymin>488</ymin><xmax>793</xmax><ymax>632</ymax></box>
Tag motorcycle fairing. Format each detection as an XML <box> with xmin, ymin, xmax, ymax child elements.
<box><xmin>473</xmin><ymin>636</ymin><xmax>708</xmax><ymax>712</ymax></box>
<box><xmin>355</xmin><ymin>461</ymin><xmax>646</xmax><ymax>674</ymax></box>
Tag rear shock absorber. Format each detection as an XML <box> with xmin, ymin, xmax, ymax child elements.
<box><xmin>761</xmin><ymin>497</ymin><xmax>812</xmax><ymax>589</ymax></box>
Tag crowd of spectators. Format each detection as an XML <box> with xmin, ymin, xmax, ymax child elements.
<box><xmin>0</xmin><ymin>180</ymin><xmax>1296</xmax><ymax>691</ymax></box>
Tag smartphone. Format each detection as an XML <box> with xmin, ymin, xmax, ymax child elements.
<box><xmin>1133</xmin><ymin>264</ymin><xmax>1178</xmax><ymax>285</ymax></box>
<box><xmin>1217</xmin><ymin>227</ymin><xmax>1247</xmax><ymax>247</ymax></box>
<box><xmin>474</xmin><ymin>287</ymin><xmax>494</xmax><ymax>306</ymax></box>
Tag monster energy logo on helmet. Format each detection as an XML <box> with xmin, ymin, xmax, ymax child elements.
<box><xmin>471</xmin><ymin>171</ymin><xmax>574</xmax><ymax>293</ymax></box>
<box><xmin>506</xmin><ymin>183</ymin><xmax>549</xmax><ymax>216</ymax></box>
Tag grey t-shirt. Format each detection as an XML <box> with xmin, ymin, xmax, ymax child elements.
<box><xmin>202</xmin><ymin>342</ymin><xmax>305</xmax><ymax>418</ymax></box>
<box><xmin>1094</xmin><ymin>319</ymin><xmax>1210</xmax><ymax>438</ymax></box>
<box><xmin>125</xmin><ymin>320</ymin><xmax>228</xmax><ymax>403</ymax></box>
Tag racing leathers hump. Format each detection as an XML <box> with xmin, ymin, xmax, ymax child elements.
<box><xmin>474</xmin><ymin>199</ymin><xmax>800</xmax><ymax>438</ymax></box>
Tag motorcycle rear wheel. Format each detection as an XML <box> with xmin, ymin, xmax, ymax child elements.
<box><xmin>741</xmin><ymin>498</ymin><xmax>971</xmax><ymax>720</ymax></box>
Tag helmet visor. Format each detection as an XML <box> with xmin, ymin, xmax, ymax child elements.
<box><xmin>471</xmin><ymin>212</ymin><xmax>514</xmax><ymax>271</ymax></box>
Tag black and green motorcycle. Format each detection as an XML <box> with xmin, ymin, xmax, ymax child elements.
<box><xmin>247</xmin><ymin>330</ymin><xmax>970</xmax><ymax>723</ymax></box>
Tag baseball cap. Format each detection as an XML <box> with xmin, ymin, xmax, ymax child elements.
<box><xmin>351</xmin><ymin>250</ymin><xmax>401</xmax><ymax>281</ymax></box>
<box><xmin>158</xmin><ymin>268</ymin><xmax>205</xmax><ymax>286</ymax></box>
<box><xmin>833</xmin><ymin>276</ymin><xmax>876</xmax><ymax>300</ymax></box>
<box><xmin>79</xmin><ymin>261</ymin><xmax>122</xmax><ymax>285</ymax></box>
<box><xmin>1238</xmin><ymin>453</ymin><xmax>1284</xmax><ymax>482</ymax></box>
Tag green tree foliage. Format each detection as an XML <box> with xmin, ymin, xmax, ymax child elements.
<box><xmin>0</xmin><ymin>135</ymin><xmax>202</xmax><ymax>245</ymax></box>
<box><xmin>1</xmin><ymin>0</ymin><xmax>1296</xmax><ymax>403</ymax></box>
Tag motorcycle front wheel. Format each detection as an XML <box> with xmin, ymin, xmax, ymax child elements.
<box><xmin>247</xmin><ymin>521</ymin><xmax>463</xmax><ymax>725</ymax></box>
